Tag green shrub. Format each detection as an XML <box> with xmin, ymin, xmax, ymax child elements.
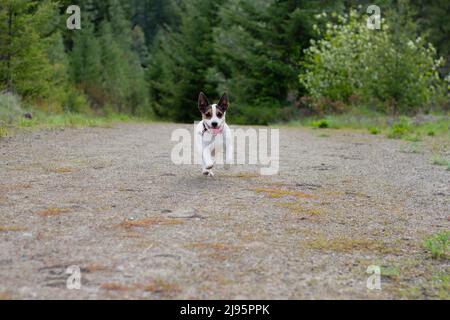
<box><xmin>64</xmin><ymin>89</ymin><xmax>91</xmax><ymax>114</ymax></box>
<box><xmin>312</xmin><ymin>119</ymin><xmax>330</xmax><ymax>129</ymax></box>
<box><xmin>300</xmin><ymin>9</ymin><xmax>445</xmax><ymax>114</ymax></box>
<box><xmin>230</xmin><ymin>99</ymin><xmax>283</xmax><ymax>125</ymax></box>
<box><xmin>0</xmin><ymin>92</ymin><xmax>24</xmax><ymax>124</ymax></box>
<box><xmin>387</xmin><ymin>119</ymin><xmax>414</xmax><ymax>139</ymax></box>
<box><xmin>0</xmin><ymin>123</ymin><xmax>7</xmax><ymax>138</ymax></box>
<box><xmin>425</xmin><ymin>231</ymin><xmax>449</xmax><ymax>260</ymax></box>
<box><xmin>369</xmin><ymin>127</ymin><xmax>381</xmax><ymax>135</ymax></box>
<box><xmin>432</xmin><ymin>155</ymin><xmax>450</xmax><ymax>167</ymax></box>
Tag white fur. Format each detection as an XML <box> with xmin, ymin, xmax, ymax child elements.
<box><xmin>196</xmin><ymin>104</ymin><xmax>233</xmax><ymax>177</ymax></box>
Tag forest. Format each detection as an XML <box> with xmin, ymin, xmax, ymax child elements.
<box><xmin>0</xmin><ymin>0</ymin><xmax>449</xmax><ymax>125</ymax></box>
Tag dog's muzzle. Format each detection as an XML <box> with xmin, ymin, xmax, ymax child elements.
<box><xmin>203</xmin><ymin>122</ymin><xmax>224</xmax><ymax>136</ymax></box>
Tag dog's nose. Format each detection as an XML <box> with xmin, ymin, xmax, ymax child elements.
<box><xmin>211</xmin><ymin>122</ymin><xmax>218</xmax><ymax>128</ymax></box>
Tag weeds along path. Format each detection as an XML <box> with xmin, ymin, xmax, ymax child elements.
<box><xmin>0</xmin><ymin>123</ymin><xmax>448</xmax><ymax>299</ymax></box>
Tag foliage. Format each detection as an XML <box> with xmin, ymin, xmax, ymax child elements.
<box><xmin>387</xmin><ymin>119</ymin><xmax>414</xmax><ymax>139</ymax></box>
<box><xmin>211</xmin><ymin>0</ymin><xmax>329</xmax><ymax>124</ymax></box>
<box><xmin>0</xmin><ymin>91</ymin><xmax>24</xmax><ymax>124</ymax></box>
<box><xmin>148</xmin><ymin>0</ymin><xmax>224</xmax><ymax>122</ymax></box>
<box><xmin>0</xmin><ymin>0</ymin><xmax>449</xmax><ymax>124</ymax></box>
<box><xmin>0</xmin><ymin>1</ymin><xmax>65</xmax><ymax>101</ymax></box>
<box><xmin>410</xmin><ymin>0</ymin><xmax>450</xmax><ymax>69</ymax></box>
<box><xmin>431</xmin><ymin>155</ymin><xmax>450</xmax><ymax>167</ymax></box>
<box><xmin>289</xmin><ymin>109</ymin><xmax>450</xmax><ymax>142</ymax></box>
<box><xmin>0</xmin><ymin>124</ymin><xmax>7</xmax><ymax>138</ymax></box>
<box><xmin>424</xmin><ymin>231</ymin><xmax>449</xmax><ymax>260</ymax></box>
<box><xmin>312</xmin><ymin>120</ymin><xmax>330</xmax><ymax>129</ymax></box>
<box><xmin>18</xmin><ymin>112</ymin><xmax>131</xmax><ymax>129</ymax></box>
<box><xmin>300</xmin><ymin>8</ymin><xmax>446</xmax><ymax>115</ymax></box>
<box><xmin>369</xmin><ymin>127</ymin><xmax>381</xmax><ymax>135</ymax></box>
<box><xmin>68</xmin><ymin>0</ymin><xmax>149</xmax><ymax>116</ymax></box>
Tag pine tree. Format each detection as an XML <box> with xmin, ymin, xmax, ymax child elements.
<box><xmin>212</xmin><ymin>0</ymin><xmax>335</xmax><ymax>124</ymax></box>
<box><xmin>148</xmin><ymin>0</ymin><xmax>224</xmax><ymax>122</ymax></box>
<box><xmin>70</xmin><ymin>18</ymin><xmax>103</xmax><ymax>107</ymax></box>
<box><xmin>410</xmin><ymin>0</ymin><xmax>450</xmax><ymax>73</ymax></box>
<box><xmin>0</xmin><ymin>1</ymin><xmax>56</xmax><ymax>99</ymax></box>
<box><xmin>132</xmin><ymin>26</ymin><xmax>149</xmax><ymax>67</ymax></box>
<box><xmin>106</xmin><ymin>0</ymin><xmax>149</xmax><ymax>115</ymax></box>
<box><xmin>67</xmin><ymin>0</ymin><xmax>149</xmax><ymax>114</ymax></box>
<box><xmin>130</xmin><ymin>0</ymin><xmax>177</xmax><ymax>45</ymax></box>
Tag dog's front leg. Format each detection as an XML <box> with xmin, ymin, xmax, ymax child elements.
<box><xmin>203</xmin><ymin>141</ymin><xmax>214</xmax><ymax>169</ymax></box>
<box><xmin>196</xmin><ymin>131</ymin><xmax>210</xmax><ymax>175</ymax></box>
<box><xmin>198</xmin><ymin>133</ymin><xmax>215</xmax><ymax>176</ymax></box>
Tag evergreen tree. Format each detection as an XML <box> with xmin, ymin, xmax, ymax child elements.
<box><xmin>70</xmin><ymin>18</ymin><xmax>103</xmax><ymax>106</ymax></box>
<box><xmin>67</xmin><ymin>0</ymin><xmax>149</xmax><ymax>114</ymax></box>
<box><xmin>148</xmin><ymin>0</ymin><xmax>224</xmax><ymax>122</ymax></box>
<box><xmin>105</xmin><ymin>0</ymin><xmax>149</xmax><ymax>115</ymax></box>
<box><xmin>212</xmin><ymin>0</ymin><xmax>342</xmax><ymax>124</ymax></box>
<box><xmin>132</xmin><ymin>26</ymin><xmax>149</xmax><ymax>67</ymax></box>
<box><xmin>410</xmin><ymin>0</ymin><xmax>450</xmax><ymax>73</ymax></box>
<box><xmin>0</xmin><ymin>0</ymin><xmax>64</xmax><ymax>100</ymax></box>
<box><xmin>130</xmin><ymin>0</ymin><xmax>177</xmax><ymax>45</ymax></box>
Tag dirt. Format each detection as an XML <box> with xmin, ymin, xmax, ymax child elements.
<box><xmin>0</xmin><ymin>123</ymin><xmax>448</xmax><ymax>300</ymax></box>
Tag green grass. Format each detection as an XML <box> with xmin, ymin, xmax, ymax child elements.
<box><xmin>0</xmin><ymin>125</ymin><xmax>8</xmax><ymax>138</ymax></box>
<box><xmin>432</xmin><ymin>273</ymin><xmax>450</xmax><ymax>299</ymax></box>
<box><xmin>387</xmin><ymin>120</ymin><xmax>413</xmax><ymax>139</ymax></box>
<box><xmin>400</xmin><ymin>142</ymin><xmax>422</xmax><ymax>154</ymax></box>
<box><xmin>290</xmin><ymin>109</ymin><xmax>390</xmax><ymax>130</ymax></box>
<box><xmin>369</xmin><ymin>127</ymin><xmax>381</xmax><ymax>135</ymax></box>
<box><xmin>0</xmin><ymin>92</ymin><xmax>152</xmax><ymax>134</ymax></box>
<box><xmin>424</xmin><ymin>231</ymin><xmax>449</xmax><ymax>260</ymax></box>
<box><xmin>311</xmin><ymin>119</ymin><xmax>330</xmax><ymax>129</ymax></box>
<box><xmin>317</xmin><ymin>133</ymin><xmax>330</xmax><ymax>138</ymax></box>
<box><xmin>380</xmin><ymin>266</ymin><xmax>400</xmax><ymax>279</ymax></box>
<box><xmin>17</xmin><ymin>112</ymin><xmax>140</xmax><ymax>130</ymax></box>
<box><xmin>287</xmin><ymin>110</ymin><xmax>450</xmax><ymax>142</ymax></box>
<box><xmin>432</xmin><ymin>155</ymin><xmax>450</xmax><ymax>167</ymax></box>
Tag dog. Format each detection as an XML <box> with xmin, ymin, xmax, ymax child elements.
<box><xmin>196</xmin><ymin>92</ymin><xmax>233</xmax><ymax>177</ymax></box>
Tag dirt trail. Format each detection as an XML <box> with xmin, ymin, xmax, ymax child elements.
<box><xmin>0</xmin><ymin>123</ymin><xmax>448</xmax><ymax>299</ymax></box>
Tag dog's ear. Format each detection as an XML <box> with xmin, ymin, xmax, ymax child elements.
<box><xmin>217</xmin><ymin>93</ymin><xmax>229</xmax><ymax>112</ymax></box>
<box><xmin>198</xmin><ymin>92</ymin><xmax>210</xmax><ymax>114</ymax></box>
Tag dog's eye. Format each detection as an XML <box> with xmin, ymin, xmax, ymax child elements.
<box><xmin>204</xmin><ymin>112</ymin><xmax>212</xmax><ymax>119</ymax></box>
<box><xmin>216</xmin><ymin>112</ymin><xmax>223</xmax><ymax>118</ymax></box>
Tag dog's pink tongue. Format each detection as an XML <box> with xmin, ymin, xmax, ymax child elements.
<box><xmin>211</xmin><ymin>128</ymin><xmax>223</xmax><ymax>135</ymax></box>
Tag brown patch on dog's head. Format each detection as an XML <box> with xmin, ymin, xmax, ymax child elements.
<box><xmin>202</xmin><ymin>106</ymin><xmax>213</xmax><ymax>120</ymax></box>
<box><xmin>217</xmin><ymin>93</ymin><xmax>229</xmax><ymax>113</ymax></box>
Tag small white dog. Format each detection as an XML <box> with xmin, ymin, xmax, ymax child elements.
<box><xmin>196</xmin><ymin>92</ymin><xmax>233</xmax><ymax>177</ymax></box>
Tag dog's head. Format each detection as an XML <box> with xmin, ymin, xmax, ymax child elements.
<box><xmin>198</xmin><ymin>92</ymin><xmax>229</xmax><ymax>135</ymax></box>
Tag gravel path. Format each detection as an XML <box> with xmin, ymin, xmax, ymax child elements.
<box><xmin>0</xmin><ymin>123</ymin><xmax>448</xmax><ymax>300</ymax></box>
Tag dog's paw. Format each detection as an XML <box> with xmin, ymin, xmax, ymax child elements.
<box><xmin>202</xmin><ymin>169</ymin><xmax>214</xmax><ymax>177</ymax></box>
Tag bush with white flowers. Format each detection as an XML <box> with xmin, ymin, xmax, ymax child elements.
<box><xmin>300</xmin><ymin>10</ymin><xmax>446</xmax><ymax>114</ymax></box>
